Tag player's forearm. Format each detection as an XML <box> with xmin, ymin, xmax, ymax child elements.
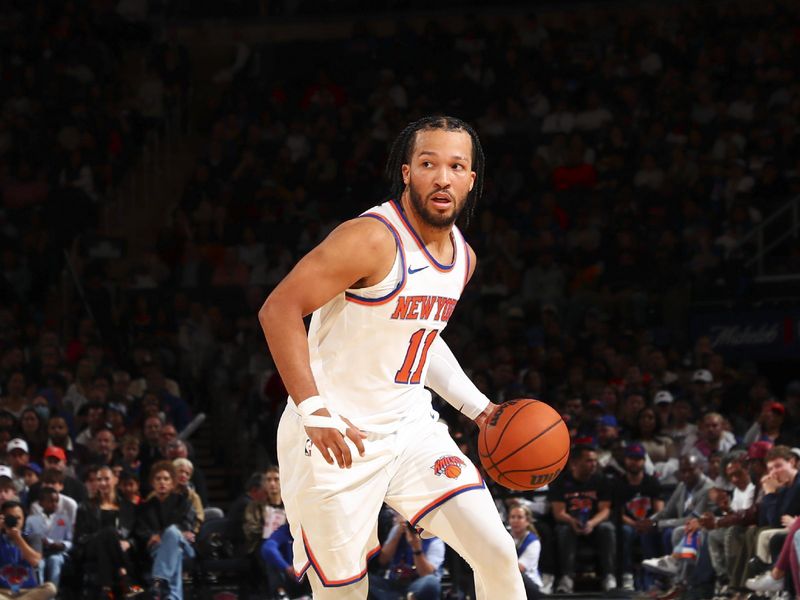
<box><xmin>425</xmin><ymin>337</ymin><xmax>489</xmax><ymax>420</ymax></box>
<box><xmin>259</xmin><ymin>294</ymin><xmax>319</xmax><ymax>404</ymax></box>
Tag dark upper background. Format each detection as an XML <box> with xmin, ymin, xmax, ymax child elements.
<box><xmin>0</xmin><ymin>0</ymin><xmax>799</xmax><ymax>501</ymax></box>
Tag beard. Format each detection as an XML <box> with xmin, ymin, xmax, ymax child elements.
<box><xmin>407</xmin><ymin>180</ymin><xmax>466</xmax><ymax>230</ymax></box>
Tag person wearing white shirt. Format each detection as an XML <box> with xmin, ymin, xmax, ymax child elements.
<box><xmin>24</xmin><ymin>487</ymin><xmax>74</xmax><ymax>586</ymax></box>
<box><xmin>30</xmin><ymin>471</ymin><xmax>78</xmax><ymax>527</ymax></box>
<box><xmin>703</xmin><ymin>455</ymin><xmax>755</xmax><ymax>588</ymax></box>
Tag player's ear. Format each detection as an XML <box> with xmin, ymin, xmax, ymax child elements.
<box><xmin>469</xmin><ymin>170</ymin><xmax>476</xmax><ymax>191</ymax></box>
<box><xmin>402</xmin><ymin>164</ymin><xmax>410</xmax><ymax>186</ymax></box>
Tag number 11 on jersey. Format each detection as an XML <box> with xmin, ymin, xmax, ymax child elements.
<box><xmin>395</xmin><ymin>328</ymin><xmax>438</xmax><ymax>385</ymax></box>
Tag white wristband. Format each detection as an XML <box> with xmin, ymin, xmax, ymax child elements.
<box><xmin>303</xmin><ymin>413</ymin><xmax>349</xmax><ymax>436</ymax></box>
<box><xmin>296</xmin><ymin>395</ymin><xmax>326</xmax><ymax>417</ymax></box>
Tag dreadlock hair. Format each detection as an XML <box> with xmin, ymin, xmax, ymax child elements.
<box><xmin>384</xmin><ymin>115</ymin><xmax>485</xmax><ymax>229</ymax></box>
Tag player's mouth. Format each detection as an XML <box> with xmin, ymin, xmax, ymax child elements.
<box><xmin>429</xmin><ymin>192</ymin><xmax>453</xmax><ymax>208</ymax></box>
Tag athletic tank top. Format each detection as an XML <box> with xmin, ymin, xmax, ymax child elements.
<box><xmin>303</xmin><ymin>199</ymin><xmax>471</xmax><ymax>433</ymax></box>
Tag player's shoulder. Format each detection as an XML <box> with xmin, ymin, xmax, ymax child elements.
<box><xmin>329</xmin><ymin>215</ymin><xmax>397</xmax><ymax>252</ymax></box>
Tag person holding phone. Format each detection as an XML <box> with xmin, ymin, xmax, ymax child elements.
<box><xmin>0</xmin><ymin>500</ymin><xmax>56</xmax><ymax>599</ymax></box>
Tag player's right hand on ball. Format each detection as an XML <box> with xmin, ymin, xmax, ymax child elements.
<box><xmin>305</xmin><ymin>409</ymin><xmax>367</xmax><ymax>468</ymax></box>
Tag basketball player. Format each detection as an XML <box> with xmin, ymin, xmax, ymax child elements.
<box><xmin>259</xmin><ymin>116</ymin><xmax>525</xmax><ymax>599</ymax></box>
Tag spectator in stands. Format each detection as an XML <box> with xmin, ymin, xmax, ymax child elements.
<box><xmin>172</xmin><ymin>458</ymin><xmax>203</xmax><ymax>534</ymax></box>
<box><xmin>692</xmin><ymin>413</ymin><xmax>736</xmax><ymax>459</ymax></box>
<box><xmin>75</xmin><ymin>403</ymin><xmax>107</xmax><ymax>447</ymax></box>
<box><xmin>230</xmin><ymin>472</ymin><xmax>266</xmax><ymax>557</ymax></box>
<box><xmin>19</xmin><ymin>408</ymin><xmax>47</xmax><ymax>464</ymax></box>
<box><xmin>82</xmin><ymin>466</ymin><xmax>101</xmax><ymax>501</ymax></box>
<box><xmin>38</xmin><ymin>446</ymin><xmax>86</xmax><ymax>505</ymax></box>
<box><xmin>617</xmin><ymin>442</ymin><xmax>664</xmax><ymax>591</ymax></box>
<box><xmin>0</xmin><ymin>500</ymin><xmax>56</xmax><ymax>599</ymax></box>
<box><xmin>369</xmin><ymin>509</ymin><xmax>445</xmax><ymax>600</ymax></box>
<box><xmin>45</xmin><ymin>417</ymin><xmax>76</xmax><ymax>468</ymax></box>
<box><xmin>632</xmin><ymin>406</ymin><xmax>676</xmax><ymax>465</ymax></box>
<box><xmin>743</xmin><ymin>401</ymin><xmax>795</xmax><ymax>447</ymax></box>
<box><xmin>136</xmin><ymin>460</ymin><xmax>196</xmax><ymax>600</ymax></box>
<box><xmin>118</xmin><ymin>435</ymin><xmax>143</xmax><ymax>479</ymax></box>
<box><xmin>139</xmin><ymin>415</ymin><xmax>164</xmax><ymax>482</ymax></box>
<box><xmin>750</xmin><ymin>446</ymin><xmax>800</xmax><ymax>567</ymax></box>
<box><xmin>702</xmin><ymin>452</ymin><xmax>756</xmax><ymax>593</ymax></box>
<box><xmin>164</xmin><ymin>440</ymin><xmax>207</xmax><ymax>505</ymax></box>
<box><xmin>7</xmin><ymin>439</ymin><xmax>30</xmax><ymax>495</ymax></box>
<box><xmin>118</xmin><ymin>470</ymin><xmax>141</xmax><ymax>505</ymax></box>
<box><xmin>0</xmin><ymin>468</ymin><xmax>18</xmax><ymax>504</ymax></box>
<box><xmin>24</xmin><ymin>486</ymin><xmax>72</xmax><ymax>587</ymax></box>
<box><xmin>548</xmin><ymin>444</ymin><xmax>616</xmax><ymax>592</ymax></box>
<box><xmin>74</xmin><ymin>465</ymin><xmax>141</xmax><ymax>598</ymax></box>
<box><xmin>642</xmin><ymin>455</ymin><xmax>713</xmax><ymax>578</ymax></box>
<box><xmin>663</xmin><ymin>397</ymin><xmax>697</xmax><ymax>458</ymax></box>
<box><xmin>508</xmin><ymin>503</ymin><xmax>542</xmax><ymax>599</ymax></box>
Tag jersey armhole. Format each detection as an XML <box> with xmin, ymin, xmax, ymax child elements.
<box><xmin>344</xmin><ymin>213</ymin><xmax>407</xmax><ymax>305</ymax></box>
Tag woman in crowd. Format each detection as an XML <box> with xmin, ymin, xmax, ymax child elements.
<box><xmin>508</xmin><ymin>503</ymin><xmax>542</xmax><ymax>599</ymax></box>
<box><xmin>20</xmin><ymin>406</ymin><xmax>48</xmax><ymax>464</ymax></box>
<box><xmin>136</xmin><ymin>460</ymin><xmax>196</xmax><ymax>600</ymax></box>
<box><xmin>73</xmin><ymin>465</ymin><xmax>141</xmax><ymax>598</ymax></box>
<box><xmin>633</xmin><ymin>406</ymin><xmax>675</xmax><ymax>464</ymax></box>
<box><xmin>173</xmin><ymin>457</ymin><xmax>204</xmax><ymax>534</ymax></box>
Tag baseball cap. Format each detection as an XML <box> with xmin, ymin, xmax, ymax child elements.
<box><xmin>6</xmin><ymin>438</ymin><xmax>28</xmax><ymax>454</ymax></box>
<box><xmin>747</xmin><ymin>440</ymin><xmax>773</xmax><ymax>460</ymax></box>
<box><xmin>23</xmin><ymin>462</ymin><xmax>41</xmax><ymax>475</ymax></box>
<box><xmin>43</xmin><ymin>446</ymin><xmax>67</xmax><ymax>462</ymax></box>
<box><xmin>625</xmin><ymin>442</ymin><xmax>646</xmax><ymax>458</ymax></box>
<box><xmin>654</xmin><ymin>390</ymin><xmax>674</xmax><ymax>405</ymax></box>
<box><xmin>692</xmin><ymin>369</ymin><xmax>713</xmax><ymax>383</ymax></box>
<box><xmin>0</xmin><ymin>466</ymin><xmax>11</xmax><ymax>480</ymax></box>
<box><xmin>768</xmin><ymin>401</ymin><xmax>786</xmax><ymax>415</ymax></box>
<box><xmin>599</xmin><ymin>415</ymin><xmax>618</xmax><ymax>428</ymax></box>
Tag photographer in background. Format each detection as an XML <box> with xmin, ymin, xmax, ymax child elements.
<box><xmin>368</xmin><ymin>509</ymin><xmax>444</xmax><ymax>600</ymax></box>
<box><xmin>0</xmin><ymin>500</ymin><xmax>56</xmax><ymax>599</ymax></box>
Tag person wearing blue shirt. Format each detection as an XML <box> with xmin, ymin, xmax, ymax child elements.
<box><xmin>0</xmin><ymin>500</ymin><xmax>56</xmax><ymax>599</ymax></box>
<box><xmin>368</xmin><ymin>511</ymin><xmax>445</xmax><ymax>600</ymax></box>
<box><xmin>260</xmin><ymin>523</ymin><xmax>311</xmax><ymax>599</ymax></box>
<box><xmin>508</xmin><ymin>503</ymin><xmax>542</xmax><ymax>599</ymax></box>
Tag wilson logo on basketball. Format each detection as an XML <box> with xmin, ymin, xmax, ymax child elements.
<box><xmin>432</xmin><ymin>455</ymin><xmax>465</xmax><ymax>479</ymax></box>
<box><xmin>529</xmin><ymin>469</ymin><xmax>561</xmax><ymax>487</ymax></box>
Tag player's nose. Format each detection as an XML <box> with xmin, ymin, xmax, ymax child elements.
<box><xmin>432</xmin><ymin>165</ymin><xmax>451</xmax><ymax>187</ymax></box>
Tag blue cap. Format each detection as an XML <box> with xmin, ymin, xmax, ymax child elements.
<box><xmin>599</xmin><ymin>415</ymin><xmax>618</xmax><ymax>428</ymax></box>
<box><xmin>625</xmin><ymin>443</ymin><xmax>646</xmax><ymax>458</ymax></box>
<box><xmin>24</xmin><ymin>462</ymin><xmax>42</xmax><ymax>475</ymax></box>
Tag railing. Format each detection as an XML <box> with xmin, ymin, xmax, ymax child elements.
<box><xmin>739</xmin><ymin>195</ymin><xmax>800</xmax><ymax>281</ymax></box>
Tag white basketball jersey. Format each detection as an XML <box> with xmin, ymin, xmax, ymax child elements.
<box><xmin>304</xmin><ymin>199</ymin><xmax>471</xmax><ymax>433</ymax></box>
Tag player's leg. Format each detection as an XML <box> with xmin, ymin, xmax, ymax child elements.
<box><xmin>277</xmin><ymin>404</ymin><xmax>390</xmax><ymax>600</ymax></box>
<box><xmin>416</xmin><ymin>487</ymin><xmax>526</xmax><ymax>599</ymax></box>
<box><xmin>385</xmin><ymin>417</ymin><xmax>524</xmax><ymax>599</ymax></box>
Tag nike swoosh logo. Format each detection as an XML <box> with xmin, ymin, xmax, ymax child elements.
<box><xmin>408</xmin><ymin>265</ymin><xmax>429</xmax><ymax>274</ymax></box>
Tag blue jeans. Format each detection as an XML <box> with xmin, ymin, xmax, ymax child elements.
<box><xmin>368</xmin><ymin>573</ymin><xmax>441</xmax><ymax>600</ymax></box>
<box><xmin>38</xmin><ymin>552</ymin><xmax>67</xmax><ymax>587</ymax></box>
<box><xmin>150</xmin><ymin>525</ymin><xmax>195</xmax><ymax>600</ymax></box>
<box><xmin>622</xmin><ymin>524</ymin><xmax>663</xmax><ymax>590</ymax></box>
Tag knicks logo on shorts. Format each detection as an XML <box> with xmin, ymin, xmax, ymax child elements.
<box><xmin>432</xmin><ymin>455</ymin><xmax>465</xmax><ymax>479</ymax></box>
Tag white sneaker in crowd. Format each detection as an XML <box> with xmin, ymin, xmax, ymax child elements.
<box><xmin>556</xmin><ymin>575</ymin><xmax>574</xmax><ymax>593</ymax></box>
<box><xmin>622</xmin><ymin>572</ymin><xmax>635</xmax><ymax>591</ymax></box>
<box><xmin>540</xmin><ymin>573</ymin><xmax>554</xmax><ymax>595</ymax></box>
<box><xmin>745</xmin><ymin>570</ymin><xmax>784</xmax><ymax>592</ymax></box>
<box><xmin>642</xmin><ymin>554</ymin><xmax>680</xmax><ymax>576</ymax></box>
<box><xmin>602</xmin><ymin>574</ymin><xmax>617</xmax><ymax>592</ymax></box>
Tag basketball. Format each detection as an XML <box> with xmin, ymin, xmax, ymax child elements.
<box><xmin>478</xmin><ymin>398</ymin><xmax>570</xmax><ymax>491</ymax></box>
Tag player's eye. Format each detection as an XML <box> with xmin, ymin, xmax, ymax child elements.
<box><xmin>452</xmin><ymin>163</ymin><xmax>464</xmax><ymax>171</ymax></box>
<box><xmin>422</xmin><ymin>161</ymin><xmax>433</xmax><ymax>168</ymax></box>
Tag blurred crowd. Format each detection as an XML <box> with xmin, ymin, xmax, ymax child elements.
<box><xmin>0</xmin><ymin>0</ymin><xmax>800</xmax><ymax>598</ymax></box>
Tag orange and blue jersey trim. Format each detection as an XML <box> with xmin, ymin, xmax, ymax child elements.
<box><xmin>461</xmin><ymin>231</ymin><xmax>471</xmax><ymax>291</ymax></box>
<box><xmin>389</xmin><ymin>200</ymin><xmax>457</xmax><ymax>272</ymax></box>
<box><xmin>345</xmin><ymin>212</ymin><xmax>406</xmax><ymax>306</ymax></box>
<box><xmin>296</xmin><ymin>529</ymin><xmax>381</xmax><ymax>587</ymax></box>
<box><xmin>408</xmin><ymin>467</ymin><xmax>485</xmax><ymax>527</ymax></box>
